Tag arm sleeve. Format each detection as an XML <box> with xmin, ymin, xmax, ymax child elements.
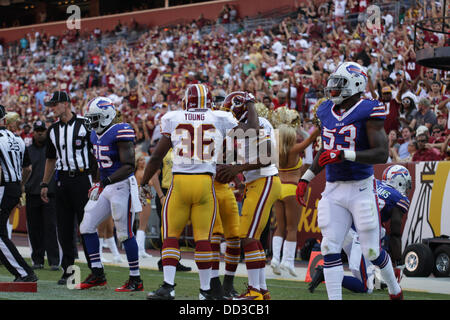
<box><xmin>396</xmin><ymin>195</ymin><xmax>410</xmax><ymax>214</ymax></box>
<box><xmin>369</xmin><ymin>100</ymin><xmax>388</xmax><ymax>119</ymax></box>
<box><xmin>23</xmin><ymin>147</ymin><xmax>31</xmax><ymax>167</ymax></box>
<box><xmin>115</xmin><ymin>124</ymin><xmax>136</xmax><ymax>142</ymax></box>
<box><xmin>45</xmin><ymin>128</ymin><xmax>57</xmax><ymax>159</ymax></box>
<box><xmin>160</xmin><ymin>114</ymin><xmax>173</xmax><ymax>136</ymax></box>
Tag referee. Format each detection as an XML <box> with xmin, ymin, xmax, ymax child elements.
<box><xmin>0</xmin><ymin>104</ymin><xmax>37</xmax><ymax>282</ymax></box>
<box><xmin>40</xmin><ymin>91</ymin><xmax>95</xmax><ymax>285</ymax></box>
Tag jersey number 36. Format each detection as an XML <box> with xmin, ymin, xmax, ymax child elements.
<box><xmin>174</xmin><ymin>123</ymin><xmax>216</xmax><ymax>161</ymax></box>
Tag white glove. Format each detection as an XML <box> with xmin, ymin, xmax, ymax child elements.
<box><xmin>88</xmin><ymin>183</ymin><xmax>103</xmax><ymax>201</ymax></box>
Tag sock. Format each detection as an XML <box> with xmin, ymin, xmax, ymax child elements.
<box><xmin>224</xmin><ymin>238</ymin><xmax>240</xmax><ymax>276</ymax></box>
<box><xmin>257</xmin><ymin>241</ymin><xmax>267</xmax><ymax>291</ymax></box>
<box><xmin>122</xmin><ymin>237</ymin><xmax>140</xmax><ymax>276</ymax></box>
<box><xmin>162</xmin><ymin>238</ymin><xmax>180</xmax><ymax>269</ymax></box>
<box><xmin>195</xmin><ymin>240</ymin><xmax>212</xmax><ymax>291</ymax></box>
<box><xmin>323</xmin><ymin>253</ymin><xmax>344</xmax><ymax>300</ymax></box>
<box><xmin>342</xmin><ymin>276</ymin><xmax>367</xmax><ymax>293</ymax></box>
<box><xmin>271</xmin><ymin>236</ymin><xmax>283</xmax><ymax>263</ymax></box>
<box><xmin>6</xmin><ymin>221</ymin><xmax>12</xmax><ymax>239</ymax></box>
<box><xmin>105</xmin><ymin>237</ymin><xmax>120</xmax><ymax>256</ymax></box>
<box><xmin>136</xmin><ymin>230</ymin><xmax>146</xmax><ymax>252</ymax></box>
<box><xmin>211</xmin><ymin>234</ymin><xmax>221</xmax><ymax>278</ymax></box>
<box><xmin>370</xmin><ymin>249</ymin><xmax>401</xmax><ymax>295</ymax></box>
<box><xmin>163</xmin><ymin>266</ymin><xmax>176</xmax><ymax>286</ymax></box>
<box><xmin>82</xmin><ymin>233</ymin><xmax>103</xmax><ymax>269</ymax></box>
<box><xmin>99</xmin><ymin>238</ymin><xmax>104</xmax><ymax>259</ymax></box>
<box><xmin>243</xmin><ymin>241</ymin><xmax>260</xmax><ymax>290</ymax></box>
<box><xmin>281</xmin><ymin>240</ymin><xmax>297</xmax><ymax>267</ymax></box>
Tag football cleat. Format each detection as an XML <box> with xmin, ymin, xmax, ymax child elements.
<box><xmin>234</xmin><ymin>286</ymin><xmax>264</xmax><ymax>300</ymax></box>
<box><xmin>389</xmin><ymin>289</ymin><xmax>404</xmax><ymax>300</ymax></box>
<box><xmin>199</xmin><ymin>289</ymin><xmax>215</xmax><ymax>300</ymax></box>
<box><xmin>270</xmin><ymin>258</ymin><xmax>281</xmax><ymax>275</ymax></box>
<box><xmin>115</xmin><ymin>277</ymin><xmax>144</xmax><ymax>292</ymax></box>
<box><xmin>75</xmin><ymin>273</ymin><xmax>107</xmax><ymax>290</ymax></box>
<box><xmin>260</xmin><ymin>289</ymin><xmax>271</xmax><ymax>300</ymax></box>
<box><xmin>147</xmin><ymin>282</ymin><xmax>176</xmax><ymax>300</ymax></box>
<box><xmin>308</xmin><ymin>265</ymin><xmax>324</xmax><ymax>293</ymax></box>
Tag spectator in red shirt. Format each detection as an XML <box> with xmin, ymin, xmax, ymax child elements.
<box><xmin>380</xmin><ymin>86</ymin><xmax>401</xmax><ymax>134</ymax></box>
<box><xmin>412</xmin><ymin>133</ymin><xmax>444</xmax><ymax>161</ymax></box>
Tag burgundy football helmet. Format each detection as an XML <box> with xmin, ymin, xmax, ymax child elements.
<box><xmin>183</xmin><ymin>84</ymin><xmax>213</xmax><ymax>110</ymax></box>
<box><xmin>222</xmin><ymin>91</ymin><xmax>255</xmax><ymax>121</ymax></box>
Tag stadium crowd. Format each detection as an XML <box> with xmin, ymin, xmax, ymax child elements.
<box><xmin>0</xmin><ymin>0</ymin><xmax>449</xmax><ymax>169</ymax></box>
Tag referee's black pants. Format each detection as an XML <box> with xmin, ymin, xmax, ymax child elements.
<box><xmin>0</xmin><ymin>182</ymin><xmax>34</xmax><ymax>279</ymax></box>
<box><xmin>25</xmin><ymin>194</ymin><xmax>60</xmax><ymax>267</ymax></box>
<box><xmin>55</xmin><ymin>173</ymin><xmax>91</xmax><ymax>274</ymax></box>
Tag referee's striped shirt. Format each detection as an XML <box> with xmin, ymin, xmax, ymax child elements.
<box><xmin>0</xmin><ymin>127</ymin><xmax>29</xmax><ymax>183</ymax></box>
<box><xmin>46</xmin><ymin>112</ymin><xmax>93</xmax><ymax>172</ymax></box>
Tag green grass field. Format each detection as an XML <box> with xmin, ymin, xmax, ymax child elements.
<box><xmin>0</xmin><ymin>259</ymin><xmax>449</xmax><ymax>301</ymax></box>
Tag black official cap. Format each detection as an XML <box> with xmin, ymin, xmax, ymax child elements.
<box><xmin>33</xmin><ymin>120</ymin><xmax>46</xmax><ymax>131</ymax></box>
<box><xmin>45</xmin><ymin>91</ymin><xmax>71</xmax><ymax>106</ymax></box>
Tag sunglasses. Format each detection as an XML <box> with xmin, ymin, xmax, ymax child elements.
<box><xmin>417</xmin><ymin>139</ymin><xmax>427</xmax><ymax>143</ymax></box>
<box><xmin>433</xmin><ymin>130</ymin><xmax>441</xmax><ymax>134</ymax></box>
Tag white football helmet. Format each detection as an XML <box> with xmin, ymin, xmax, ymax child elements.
<box><xmin>85</xmin><ymin>97</ymin><xmax>116</xmax><ymax>134</ymax></box>
<box><xmin>325</xmin><ymin>61</ymin><xmax>368</xmax><ymax>105</ymax></box>
<box><xmin>382</xmin><ymin>164</ymin><xmax>412</xmax><ymax>196</ymax></box>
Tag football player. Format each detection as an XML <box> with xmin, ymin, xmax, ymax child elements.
<box><xmin>76</xmin><ymin>97</ymin><xmax>144</xmax><ymax>292</ymax></box>
<box><xmin>309</xmin><ymin>165</ymin><xmax>411</xmax><ymax>294</ymax></box>
<box><xmin>215</xmin><ymin>91</ymin><xmax>282</xmax><ymax>300</ymax></box>
<box><xmin>296</xmin><ymin>61</ymin><xmax>403</xmax><ymax>300</ymax></box>
<box><xmin>140</xmin><ymin>84</ymin><xmax>259</xmax><ymax>300</ymax></box>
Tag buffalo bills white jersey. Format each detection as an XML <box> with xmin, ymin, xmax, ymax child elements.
<box><xmin>160</xmin><ymin>109</ymin><xmax>238</xmax><ymax>175</ymax></box>
<box><xmin>376</xmin><ymin>180</ymin><xmax>410</xmax><ymax>223</ymax></box>
<box><xmin>90</xmin><ymin>123</ymin><xmax>135</xmax><ymax>180</ymax></box>
<box><xmin>317</xmin><ymin>98</ymin><xmax>388</xmax><ymax>182</ymax></box>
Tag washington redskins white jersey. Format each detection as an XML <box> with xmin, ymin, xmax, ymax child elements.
<box><xmin>243</xmin><ymin>116</ymin><xmax>278</xmax><ymax>183</ymax></box>
<box><xmin>160</xmin><ymin>109</ymin><xmax>238</xmax><ymax>174</ymax></box>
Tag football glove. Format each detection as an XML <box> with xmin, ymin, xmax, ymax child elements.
<box><xmin>394</xmin><ymin>265</ymin><xmax>405</xmax><ymax>284</ymax></box>
<box><xmin>88</xmin><ymin>183</ymin><xmax>103</xmax><ymax>201</ymax></box>
<box><xmin>296</xmin><ymin>179</ymin><xmax>308</xmax><ymax>207</ymax></box>
<box><xmin>318</xmin><ymin>149</ymin><xmax>343</xmax><ymax>166</ymax></box>
<box><xmin>243</xmin><ymin>92</ymin><xmax>256</xmax><ymax>104</ymax></box>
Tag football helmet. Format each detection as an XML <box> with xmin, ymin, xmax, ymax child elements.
<box><xmin>183</xmin><ymin>84</ymin><xmax>213</xmax><ymax>110</ymax></box>
<box><xmin>325</xmin><ymin>61</ymin><xmax>368</xmax><ymax>105</ymax></box>
<box><xmin>382</xmin><ymin>164</ymin><xmax>412</xmax><ymax>196</ymax></box>
<box><xmin>85</xmin><ymin>97</ymin><xmax>116</xmax><ymax>134</ymax></box>
<box><xmin>222</xmin><ymin>91</ymin><xmax>255</xmax><ymax>121</ymax></box>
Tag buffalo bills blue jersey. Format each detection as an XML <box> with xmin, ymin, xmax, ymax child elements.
<box><xmin>316</xmin><ymin>98</ymin><xmax>388</xmax><ymax>182</ymax></box>
<box><xmin>376</xmin><ymin>179</ymin><xmax>410</xmax><ymax>222</ymax></box>
<box><xmin>90</xmin><ymin>123</ymin><xmax>135</xmax><ymax>180</ymax></box>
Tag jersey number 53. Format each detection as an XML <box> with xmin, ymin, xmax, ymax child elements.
<box><xmin>322</xmin><ymin>125</ymin><xmax>357</xmax><ymax>151</ymax></box>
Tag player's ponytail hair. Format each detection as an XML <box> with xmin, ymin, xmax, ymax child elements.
<box><xmin>278</xmin><ymin>124</ymin><xmax>297</xmax><ymax>169</ymax></box>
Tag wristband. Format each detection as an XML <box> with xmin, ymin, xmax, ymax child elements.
<box><xmin>343</xmin><ymin>150</ymin><xmax>356</xmax><ymax>162</ymax></box>
<box><xmin>300</xmin><ymin>169</ymin><xmax>316</xmax><ymax>183</ymax></box>
<box><xmin>40</xmin><ymin>182</ymin><xmax>48</xmax><ymax>188</ymax></box>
